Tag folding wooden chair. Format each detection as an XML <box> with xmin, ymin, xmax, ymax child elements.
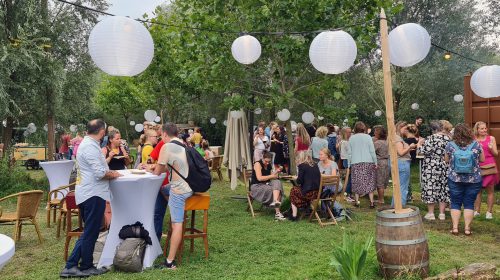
<box><xmin>242</xmin><ymin>169</ymin><xmax>256</xmax><ymax>218</ymax></box>
<box><xmin>209</xmin><ymin>155</ymin><xmax>223</xmax><ymax>181</ymax></box>
<box><xmin>309</xmin><ymin>174</ymin><xmax>340</xmax><ymax>227</ymax></box>
<box><xmin>46</xmin><ymin>182</ymin><xmax>75</xmax><ymax>228</ymax></box>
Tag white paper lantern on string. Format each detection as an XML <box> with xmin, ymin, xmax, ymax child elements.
<box><xmin>223</xmin><ymin>120</ymin><xmax>227</xmax><ymax>126</ymax></box>
<box><xmin>277</xmin><ymin>109</ymin><xmax>291</xmax><ymax>122</ymax></box>
<box><xmin>134</xmin><ymin>123</ymin><xmax>144</xmax><ymax>133</ymax></box>
<box><xmin>309</xmin><ymin>31</ymin><xmax>357</xmax><ymax>74</ymax></box>
<box><xmin>389</xmin><ymin>23</ymin><xmax>431</xmax><ymax>67</ymax></box>
<box><xmin>129</xmin><ymin>121</ymin><xmax>135</xmax><ymax>126</ymax></box>
<box><xmin>453</xmin><ymin>94</ymin><xmax>464</xmax><ymax>102</ymax></box>
<box><xmin>144</xmin><ymin>110</ymin><xmax>157</xmax><ymax>122</ymax></box>
<box><xmin>302</xmin><ymin>112</ymin><xmax>315</xmax><ymax>124</ymax></box>
<box><xmin>254</xmin><ymin>108</ymin><xmax>262</xmax><ymax>115</ymax></box>
<box><xmin>69</xmin><ymin>125</ymin><xmax>77</xmax><ymax>133</ymax></box>
<box><xmin>2</xmin><ymin>120</ymin><xmax>6</xmax><ymax>128</ymax></box>
<box><xmin>375</xmin><ymin>110</ymin><xmax>383</xmax><ymax>117</ymax></box>
<box><xmin>210</xmin><ymin>117</ymin><xmax>217</xmax><ymax>124</ymax></box>
<box><xmin>154</xmin><ymin>116</ymin><xmax>161</xmax><ymax>123</ymax></box>
<box><xmin>27</xmin><ymin>123</ymin><xmax>36</xmax><ymax>133</ymax></box>
<box><xmin>88</xmin><ymin>16</ymin><xmax>154</xmax><ymax>76</ymax></box>
<box><xmin>23</xmin><ymin>131</ymin><xmax>30</xmax><ymax>137</ymax></box>
<box><xmin>43</xmin><ymin>124</ymin><xmax>48</xmax><ymax>132</ymax></box>
<box><xmin>230</xmin><ymin>110</ymin><xmax>243</xmax><ymax>119</ymax></box>
<box><xmin>231</xmin><ymin>35</ymin><xmax>261</xmax><ymax>64</ymax></box>
<box><xmin>411</xmin><ymin>103</ymin><xmax>420</xmax><ymax>110</ymax></box>
<box><xmin>470</xmin><ymin>65</ymin><xmax>500</xmax><ymax>98</ymax></box>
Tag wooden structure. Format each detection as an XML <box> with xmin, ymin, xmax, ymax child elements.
<box><xmin>309</xmin><ymin>175</ymin><xmax>340</xmax><ymax>227</ymax></box>
<box><xmin>61</xmin><ymin>191</ymin><xmax>83</xmax><ymax>261</ymax></box>
<box><xmin>464</xmin><ymin>74</ymin><xmax>500</xmax><ymax>169</ymax></box>
<box><xmin>209</xmin><ymin>155</ymin><xmax>224</xmax><ymax>181</ymax></box>
<box><xmin>376</xmin><ymin>206</ymin><xmax>429</xmax><ymax>278</ymax></box>
<box><xmin>46</xmin><ymin>182</ymin><xmax>75</xmax><ymax>228</ymax></box>
<box><xmin>243</xmin><ymin>169</ymin><xmax>256</xmax><ymax>218</ymax></box>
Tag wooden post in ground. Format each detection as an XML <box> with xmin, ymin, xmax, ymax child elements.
<box><xmin>380</xmin><ymin>9</ymin><xmax>407</xmax><ymax>213</ymax></box>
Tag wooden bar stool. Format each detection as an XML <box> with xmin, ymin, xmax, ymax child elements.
<box><xmin>163</xmin><ymin>192</ymin><xmax>210</xmax><ymax>263</ymax></box>
<box><xmin>62</xmin><ymin>191</ymin><xmax>83</xmax><ymax>261</ymax></box>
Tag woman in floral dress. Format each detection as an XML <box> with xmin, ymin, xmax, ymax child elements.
<box><xmin>417</xmin><ymin>121</ymin><xmax>451</xmax><ymax>221</ymax></box>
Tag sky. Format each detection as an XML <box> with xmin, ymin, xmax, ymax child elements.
<box><xmin>105</xmin><ymin>0</ymin><xmax>169</xmax><ymax>19</ymax></box>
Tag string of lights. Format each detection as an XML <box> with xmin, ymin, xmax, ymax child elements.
<box><xmin>56</xmin><ymin>0</ymin><xmax>490</xmax><ymax>66</ymax></box>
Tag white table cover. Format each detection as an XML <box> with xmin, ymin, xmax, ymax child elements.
<box><xmin>98</xmin><ymin>170</ymin><xmax>166</xmax><ymax>269</ymax></box>
<box><xmin>0</xmin><ymin>234</ymin><xmax>15</xmax><ymax>271</ymax></box>
<box><xmin>40</xmin><ymin>160</ymin><xmax>75</xmax><ymax>199</ymax></box>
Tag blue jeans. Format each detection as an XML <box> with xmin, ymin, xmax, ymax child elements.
<box><xmin>448</xmin><ymin>180</ymin><xmax>482</xmax><ymax>210</ymax></box>
<box><xmin>343</xmin><ymin>159</ymin><xmax>352</xmax><ymax>194</ymax></box>
<box><xmin>390</xmin><ymin>160</ymin><xmax>411</xmax><ymax>207</ymax></box>
<box><xmin>154</xmin><ymin>191</ymin><xmax>168</xmax><ymax>243</ymax></box>
<box><xmin>66</xmin><ymin>196</ymin><xmax>106</xmax><ymax>270</ymax></box>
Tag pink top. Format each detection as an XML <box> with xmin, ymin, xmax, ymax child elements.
<box><xmin>71</xmin><ymin>137</ymin><xmax>83</xmax><ymax>157</ymax></box>
<box><xmin>478</xmin><ymin>135</ymin><xmax>499</xmax><ymax>186</ymax></box>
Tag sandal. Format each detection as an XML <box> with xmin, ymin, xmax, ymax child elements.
<box><xmin>464</xmin><ymin>228</ymin><xmax>472</xmax><ymax>236</ymax></box>
<box><xmin>369</xmin><ymin>202</ymin><xmax>375</xmax><ymax>209</ymax></box>
<box><xmin>450</xmin><ymin>228</ymin><xmax>459</xmax><ymax>235</ymax></box>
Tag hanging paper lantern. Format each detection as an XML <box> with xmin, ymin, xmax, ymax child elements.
<box><xmin>389</xmin><ymin>23</ymin><xmax>431</xmax><ymax>67</ymax></box>
<box><xmin>154</xmin><ymin>116</ymin><xmax>161</xmax><ymax>123</ymax></box>
<box><xmin>470</xmin><ymin>65</ymin><xmax>500</xmax><ymax>98</ymax></box>
<box><xmin>69</xmin><ymin>125</ymin><xmax>77</xmax><ymax>133</ymax></box>
<box><xmin>375</xmin><ymin>110</ymin><xmax>383</xmax><ymax>117</ymax></box>
<box><xmin>453</xmin><ymin>94</ymin><xmax>464</xmax><ymax>102</ymax></box>
<box><xmin>27</xmin><ymin>123</ymin><xmax>36</xmax><ymax>133</ymax></box>
<box><xmin>210</xmin><ymin>117</ymin><xmax>217</xmax><ymax>124</ymax></box>
<box><xmin>230</xmin><ymin>110</ymin><xmax>243</xmax><ymax>119</ymax></box>
<box><xmin>231</xmin><ymin>35</ymin><xmax>261</xmax><ymax>64</ymax></box>
<box><xmin>309</xmin><ymin>30</ymin><xmax>357</xmax><ymax>74</ymax></box>
<box><xmin>254</xmin><ymin>108</ymin><xmax>262</xmax><ymax>115</ymax></box>
<box><xmin>43</xmin><ymin>124</ymin><xmax>48</xmax><ymax>131</ymax></box>
<box><xmin>223</xmin><ymin>120</ymin><xmax>227</xmax><ymax>126</ymax></box>
<box><xmin>134</xmin><ymin>123</ymin><xmax>144</xmax><ymax>132</ymax></box>
<box><xmin>144</xmin><ymin>110</ymin><xmax>157</xmax><ymax>122</ymax></box>
<box><xmin>277</xmin><ymin>109</ymin><xmax>291</xmax><ymax>122</ymax></box>
<box><xmin>302</xmin><ymin>112</ymin><xmax>315</xmax><ymax>124</ymax></box>
<box><xmin>23</xmin><ymin>131</ymin><xmax>30</xmax><ymax>137</ymax></box>
<box><xmin>411</xmin><ymin>103</ymin><xmax>420</xmax><ymax>110</ymax></box>
<box><xmin>129</xmin><ymin>121</ymin><xmax>135</xmax><ymax>126</ymax></box>
<box><xmin>88</xmin><ymin>16</ymin><xmax>154</xmax><ymax>76</ymax></box>
<box><xmin>2</xmin><ymin>120</ymin><xmax>6</xmax><ymax>128</ymax></box>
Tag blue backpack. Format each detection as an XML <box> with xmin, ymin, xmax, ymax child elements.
<box><xmin>450</xmin><ymin>142</ymin><xmax>475</xmax><ymax>174</ymax></box>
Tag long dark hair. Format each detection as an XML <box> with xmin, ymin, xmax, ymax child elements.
<box><xmin>452</xmin><ymin>123</ymin><xmax>474</xmax><ymax>147</ymax></box>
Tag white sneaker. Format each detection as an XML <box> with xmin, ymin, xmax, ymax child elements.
<box><xmin>275</xmin><ymin>212</ymin><xmax>286</xmax><ymax>221</ymax></box>
<box><xmin>438</xmin><ymin>213</ymin><xmax>445</xmax><ymax>220</ymax></box>
<box><xmin>424</xmin><ymin>213</ymin><xmax>435</xmax><ymax>221</ymax></box>
<box><xmin>473</xmin><ymin>211</ymin><xmax>480</xmax><ymax>217</ymax></box>
<box><xmin>485</xmin><ymin>212</ymin><xmax>493</xmax><ymax>220</ymax></box>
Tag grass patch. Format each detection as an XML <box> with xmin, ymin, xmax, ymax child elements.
<box><xmin>0</xmin><ymin>167</ymin><xmax>499</xmax><ymax>279</ymax></box>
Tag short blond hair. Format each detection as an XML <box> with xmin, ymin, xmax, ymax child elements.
<box><xmin>315</xmin><ymin>126</ymin><xmax>328</xmax><ymax>138</ymax></box>
<box><xmin>473</xmin><ymin>121</ymin><xmax>486</xmax><ymax>136</ymax></box>
<box><xmin>296</xmin><ymin>150</ymin><xmax>315</xmax><ymax>167</ymax></box>
<box><xmin>440</xmin><ymin>120</ymin><xmax>453</xmax><ymax>133</ymax></box>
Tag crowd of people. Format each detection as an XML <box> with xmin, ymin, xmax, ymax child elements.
<box><xmin>250</xmin><ymin>117</ymin><xmax>498</xmax><ymax>233</ymax></box>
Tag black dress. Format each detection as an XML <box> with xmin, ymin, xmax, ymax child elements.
<box><xmin>270</xmin><ymin>132</ymin><xmax>286</xmax><ymax>165</ymax></box>
<box><xmin>404</xmin><ymin>137</ymin><xmax>418</xmax><ymax>162</ymax></box>
<box><xmin>105</xmin><ymin>146</ymin><xmax>127</xmax><ymax>170</ymax></box>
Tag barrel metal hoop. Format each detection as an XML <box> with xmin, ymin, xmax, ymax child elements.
<box><xmin>376</xmin><ymin>237</ymin><xmax>427</xmax><ymax>246</ymax></box>
<box><xmin>376</xmin><ymin>220</ymin><xmax>421</xmax><ymax>227</ymax></box>
<box><xmin>376</xmin><ymin>206</ymin><xmax>420</xmax><ymax>218</ymax></box>
<box><xmin>380</xmin><ymin>261</ymin><xmax>429</xmax><ymax>270</ymax></box>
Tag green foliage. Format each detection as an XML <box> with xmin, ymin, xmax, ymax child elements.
<box><xmin>0</xmin><ymin>153</ymin><xmax>46</xmax><ymax>197</ymax></box>
<box><xmin>331</xmin><ymin>232</ymin><xmax>373</xmax><ymax>280</ymax></box>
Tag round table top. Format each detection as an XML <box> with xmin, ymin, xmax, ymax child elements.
<box><xmin>112</xmin><ymin>169</ymin><xmax>166</xmax><ymax>182</ymax></box>
<box><xmin>0</xmin><ymin>234</ymin><xmax>15</xmax><ymax>264</ymax></box>
<box><xmin>39</xmin><ymin>160</ymin><xmax>75</xmax><ymax>166</ymax></box>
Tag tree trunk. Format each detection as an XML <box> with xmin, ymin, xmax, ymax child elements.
<box><xmin>2</xmin><ymin>117</ymin><xmax>14</xmax><ymax>153</ymax></box>
<box><xmin>124</xmin><ymin>115</ymin><xmax>129</xmax><ymax>142</ymax></box>
<box><xmin>42</xmin><ymin>0</ymin><xmax>56</xmax><ymax>161</ymax></box>
<box><xmin>285</xmin><ymin>120</ymin><xmax>296</xmax><ymax>175</ymax></box>
<box><xmin>47</xmin><ymin>107</ymin><xmax>56</xmax><ymax>161</ymax></box>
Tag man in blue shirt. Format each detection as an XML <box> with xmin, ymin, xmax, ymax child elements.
<box><xmin>61</xmin><ymin>119</ymin><xmax>121</xmax><ymax>278</ymax></box>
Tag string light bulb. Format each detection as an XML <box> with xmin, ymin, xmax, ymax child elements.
<box><xmin>444</xmin><ymin>52</ymin><xmax>452</xmax><ymax>60</ymax></box>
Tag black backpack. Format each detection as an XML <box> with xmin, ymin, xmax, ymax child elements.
<box><xmin>168</xmin><ymin>140</ymin><xmax>212</xmax><ymax>192</ymax></box>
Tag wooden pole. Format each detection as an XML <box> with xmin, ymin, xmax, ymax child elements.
<box><xmin>380</xmin><ymin>9</ymin><xmax>407</xmax><ymax>213</ymax></box>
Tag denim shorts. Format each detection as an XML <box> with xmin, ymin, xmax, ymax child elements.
<box><xmin>161</xmin><ymin>185</ymin><xmax>193</xmax><ymax>223</ymax></box>
<box><xmin>448</xmin><ymin>179</ymin><xmax>482</xmax><ymax>210</ymax></box>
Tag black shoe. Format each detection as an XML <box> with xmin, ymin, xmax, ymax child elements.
<box><xmin>60</xmin><ymin>266</ymin><xmax>89</xmax><ymax>278</ymax></box>
<box><xmin>162</xmin><ymin>259</ymin><xmax>177</xmax><ymax>270</ymax></box>
<box><xmin>81</xmin><ymin>266</ymin><xmax>108</xmax><ymax>276</ymax></box>
<box><xmin>288</xmin><ymin>215</ymin><xmax>298</xmax><ymax>222</ymax></box>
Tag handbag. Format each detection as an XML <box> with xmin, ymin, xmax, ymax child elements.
<box><xmin>480</xmin><ymin>163</ymin><xmax>498</xmax><ymax>176</ymax></box>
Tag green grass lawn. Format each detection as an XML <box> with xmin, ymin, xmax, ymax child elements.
<box><xmin>1</xmin><ymin>166</ymin><xmax>499</xmax><ymax>280</ymax></box>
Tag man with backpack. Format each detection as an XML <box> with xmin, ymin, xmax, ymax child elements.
<box><xmin>148</xmin><ymin>122</ymin><xmax>211</xmax><ymax>269</ymax></box>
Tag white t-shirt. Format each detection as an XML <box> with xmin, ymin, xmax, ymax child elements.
<box><xmin>254</xmin><ymin>136</ymin><xmax>269</xmax><ymax>150</ymax></box>
<box><xmin>158</xmin><ymin>139</ymin><xmax>192</xmax><ymax>194</ymax></box>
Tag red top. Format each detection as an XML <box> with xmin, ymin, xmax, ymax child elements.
<box><xmin>295</xmin><ymin>136</ymin><xmax>309</xmax><ymax>151</ymax></box>
<box><xmin>150</xmin><ymin>140</ymin><xmax>169</xmax><ymax>187</ymax></box>
<box><xmin>59</xmin><ymin>134</ymin><xmax>71</xmax><ymax>153</ymax></box>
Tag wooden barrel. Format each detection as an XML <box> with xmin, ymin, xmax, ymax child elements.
<box><xmin>376</xmin><ymin>206</ymin><xmax>429</xmax><ymax>279</ymax></box>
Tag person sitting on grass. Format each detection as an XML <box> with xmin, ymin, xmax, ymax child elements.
<box><xmin>250</xmin><ymin>151</ymin><xmax>286</xmax><ymax>221</ymax></box>
<box><xmin>288</xmin><ymin>151</ymin><xmax>321</xmax><ymax>221</ymax></box>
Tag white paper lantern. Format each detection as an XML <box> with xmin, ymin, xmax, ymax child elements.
<box><xmin>144</xmin><ymin>110</ymin><xmax>157</xmax><ymax>122</ymax></box>
<box><xmin>309</xmin><ymin>31</ymin><xmax>357</xmax><ymax>74</ymax></box>
<box><xmin>411</xmin><ymin>103</ymin><xmax>420</xmax><ymax>110</ymax></box>
<box><xmin>277</xmin><ymin>109</ymin><xmax>291</xmax><ymax>122</ymax></box>
<box><xmin>69</xmin><ymin>125</ymin><xmax>77</xmax><ymax>133</ymax></box>
<box><xmin>254</xmin><ymin>108</ymin><xmax>262</xmax><ymax>115</ymax></box>
<box><xmin>302</xmin><ymin>112</ymin><xmax>315</xmax><ymax>124</ymax></box>
<box><xmin>375</xmin><ymin>110</ymin><xmax>383</xmax><ymax>117</ymax></box>
<box><xmin>129</xmin><ymin>121</ymin><xmax>135</xmax><ymax>126</ymax></box>
<box><xmin>223</xmin><ymin>120</ymin><xmax>227</xmax><ymax>126</ymax></box>
<box><xmin>389</xmin><ymin>23</ymin><xmax>431</xmax><ymax>67</ymax></box>
<box><xmin>23</xmin><ymin>131</ymin><xmax>30</xmax><ymax>137</ymax></box>
<box><xmin>154</xmin><ymin>116</ymin><xmax>161</xmax><ymax>123</ymax></box>
<box><xmin>88</xmin><ymin>16</ymin><xmax>154</xmax><ymax>76</ymax></box>
<box><xmin>230</xmin><ymin>110</ymin><xmax>243</xmax><ymax>119</ymax></box>
<box><xmin>43</xmin><ymin>124</ymin><xmax>48</xmax><ymax>131</ymax></box>
<box><xmin>470</xmin><ymin>65</ymin><xmax>500</xmax><ymax>98</ymax></box>
<box><xmin>134</xmin><ymin>123</ymin><xmax>144</xmax><ymax>132</ymax></box>
<box><xmin>317</xmin><ymin>116</ymin><xmax>324</xmax><ymax>121</ymax></box>
<box><xmin>210</xmin><ymin>117</ymin><xmax>217</xmax><ymax>124</ymax></box>
<box><xmin>231</xmin><ymin>35</ymin><xmax>261</xmax><ymax>64</ymax></box>
<box><xmin>453</xmin><ymin>94</ymin><xmax>464</xmax><ymax>102</ymax></box>
<box><xmin>27</xmin><ymin>123</ymin><xmax>36</xmax><ymax>133</ymax></box>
